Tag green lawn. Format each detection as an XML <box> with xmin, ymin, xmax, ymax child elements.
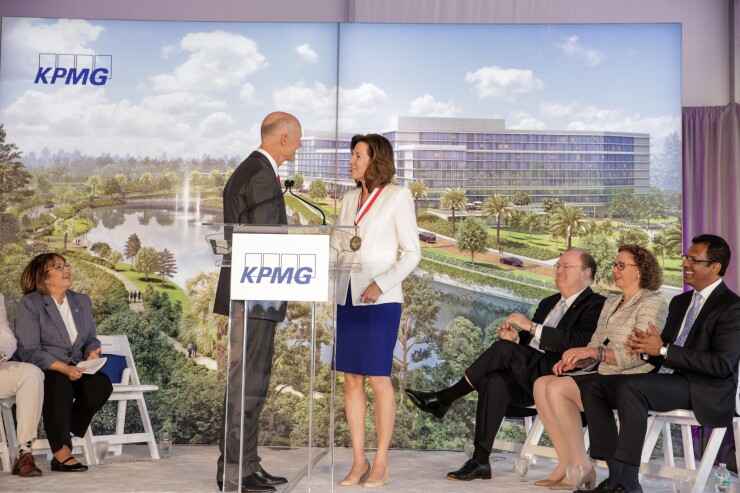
<box><xmin>422</xmin><ymin>247</ymin><xmax>555</xmax><ymax>282</ymax></box>
<box><xmin>115</xmin><ymin>262</ymin><xmax>191</xmax><ymax>312</ymax></box>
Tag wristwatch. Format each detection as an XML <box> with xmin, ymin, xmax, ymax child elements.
<box><xmin>659</xmin><ymin>344</ymin><xmax>669</xmax><ymax>357</ymax></box>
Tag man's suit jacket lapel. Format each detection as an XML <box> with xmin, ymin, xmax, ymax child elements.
<box><xmin>555</xmin><ymin>287</ymin><xmax>593</xmax><ymax>330</ymax></box>
<box><xmin>43</xmin><ymin>294</ymin><xmax>72</xmax><ymax>347</ymax></box>
<box><xmin>684</xmin><ymin>282</ymin><xmax>727</xmax><ymax>347</ymax></box>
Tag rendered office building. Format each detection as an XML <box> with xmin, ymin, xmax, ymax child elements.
<box><xmin>289</xmin><ymin>116</ymin><xmax>650</xmax><ymax>216</ymax></box>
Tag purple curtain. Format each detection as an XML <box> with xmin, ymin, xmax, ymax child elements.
<box><xmin>682</xmin><ymin>104</ymin><xmax>740</xmax><ymax>290</ymax></box>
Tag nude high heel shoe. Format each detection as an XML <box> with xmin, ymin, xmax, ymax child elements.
<box><xmin>550</xmin><ymin>466</ymin><xmax>596</xmax><ymax>490</ymax></box>
<box><xmin>363</xmin><ymin>465</ymin><xmax>390</xmax><ymax>488</ymax></box>
<box><xmin>534</xmin><ymin>476</ymin><xmax>564</xmax><ymax>487</ymax></box>
<box><xmin>339</xmin><ymin>459</ymin><xmax>370</xmax><ymax>486</ymax></box>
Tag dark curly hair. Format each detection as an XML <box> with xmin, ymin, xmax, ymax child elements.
<box><xmin>618</xmin><ymin>244</ymin><xmax>662</xmax><ymax>291</ymax></box>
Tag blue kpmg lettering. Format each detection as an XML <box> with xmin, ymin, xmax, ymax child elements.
<box><xmin>240</xmin><ymin>266</ymin><xmax>314</xmax><ymax>285</ymax></box>
<box><xmin>34</xmin><ymin>67</ymin><xmax>110</xmax><ymax>86</ymax></box>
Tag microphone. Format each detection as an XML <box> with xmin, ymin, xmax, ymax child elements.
<box><xmin>284</xmin><ymin>179</ymin><xmax>327</xmax><ymax>226</ymax></box>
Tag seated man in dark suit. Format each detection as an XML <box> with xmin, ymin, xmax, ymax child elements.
<box><xmin>406</xmin><ymin>248</ymin><xmax>606</xmax><ymax>481</ymax></box>
<box><xmin>576</xmin><ymin>234</ymin><xmax>740</xmax><ymax>493</ymax></box>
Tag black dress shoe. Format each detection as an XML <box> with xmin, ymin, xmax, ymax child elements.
<box><xmin>252</xmin><ymin>467</ymin><xmax>287</xmax><ymax>485</ymax></box>
<box><xmin>607</xmin><ymin>484</ymin><xmax>643</xmax><ymax>493</ymax></box>
<box><xmin>405</xmin><ymin>388</ymin><xmax>450</xmax><ymax>418</ymax></box>
<box><xmin>446</xmin><ymin>459</ymin><xmax>492</xmax><ymax>481</ymax></box>
<box><xmin>216</xmin><ymin>476</ymin><xmax>276</xmax><ymax>492</ymax></box>
<box><xmin>576</xmin><ymin>478</ymin><xmax>613</xmax><ymax>493</ymax></box>
<box><xmin>50</xmin><ymin>456</ymin><xmax>88</xmax><ymax>472</ymax></box>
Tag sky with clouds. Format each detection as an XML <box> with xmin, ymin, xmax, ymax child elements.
<box><xmin>0</xmin><ymin>18</ymin><xmax>680</xmax><ymax>160</ymax></box>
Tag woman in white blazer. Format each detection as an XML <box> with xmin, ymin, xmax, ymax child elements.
<box><xmin>332</xmin><ymin>134</ymin><xmax>420</xmax><ymax>488</ymax></box>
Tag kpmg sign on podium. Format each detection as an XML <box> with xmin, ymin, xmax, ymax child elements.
<box><xmin>230</xmin><ymin>233</ymin><xmax>330</xmax><ymax>302</ymax></box>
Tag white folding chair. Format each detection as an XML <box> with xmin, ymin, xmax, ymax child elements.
<box><xmin>0</xmin><ymin>397</ymin><xmax>15</xmax><ymax>472</ymax></box>
<box><xmin>91</xmin><ymin>335</ymin><xmax>160</xmax><ymax>461</ymax></box>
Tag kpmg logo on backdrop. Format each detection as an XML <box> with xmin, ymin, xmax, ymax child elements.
<box><xmin>34</xmin><ymin>53</ymin><xmax>112</xmax><ymax>86</ymax></box>
<box><xmin>240</xmin><ymin>253</ymin><xmax>316</xmax><ymax>285</ymax></box>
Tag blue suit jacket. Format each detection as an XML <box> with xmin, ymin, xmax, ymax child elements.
<box><xmin>13</xmin><ymin>290</ymin><xmax>102</xmax><ymax>370</ymax></box>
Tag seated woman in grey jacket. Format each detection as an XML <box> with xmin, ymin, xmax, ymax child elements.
<box><xmin>532</xmin><ymin>244</ymin><xmax>668</xmax><ymax>490</ymax></box>
<box><xmin>14</xmin><ymin>253</ymin><xmax>113</xmax><ymax>472</ymax></box>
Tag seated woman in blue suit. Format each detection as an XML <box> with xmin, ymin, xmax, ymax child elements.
<box><xmin>332</xmin><ymin>134</ymin><xmax>421</xmax><ymax>488</ymax></box>
<box><xmin>14</xmin><ymin>253</ymin><xmax>113</xmax><ymax>472</ymax></box>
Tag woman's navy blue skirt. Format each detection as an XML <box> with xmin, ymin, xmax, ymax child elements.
<box><xmin>333</xmin><ymin>285</ymin><xmax>401</xmax><ymax>376</ymax></box>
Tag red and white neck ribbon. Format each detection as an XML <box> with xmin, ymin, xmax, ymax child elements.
<box><xmin>354</xmin><ymin>187</ymin><xmax>384</xmax><ymax>226</ymax></box>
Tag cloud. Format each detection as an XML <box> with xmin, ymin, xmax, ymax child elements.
<box><xmin>149</xmin><ymin>30</ymin><xmax>268</xmax><ymax>93</ymax></box>
<box><xmin>409</xmin><ymin>94</ymin><xmax>462</xmax><ymax>117</ymax></box>
<box><xmin>0</xmin><ymin>86</ymin><xmax>253</xmax><ymax>158</ymax></box>
<box><xmin>539</xmin><ymin>101</ymin><xmax>576</xmax><ymax>118</ymax></box>
<box><xmin>239</xmin><ymin>83</ymin><xmax>259</xmax><ymax>105</ymax></box>
<box><xmin>465</xmin><ymin>66</ymin><xmax>544</xmax><ymax>101</ymax></box>
<box><xmin>2</xmin><ymin>18</ymin><xmax>105</xmax><ymax>79</ymax></box>
<box><xmin>273</xmin><ymin>81</ymin><xmax>386</xmax><ymax>130</ymax></box>
<box><xmin>508</xmin><ymin>111</ymin><xmax>548</xmax><ymax>130</ymax></box>
<box><xmin>296</xmin><ymin>43</ymin><xmax>319</xmax><ymax>63</ymax></box>
<box><xmin>555</xmin><ymin>36</ymin><xmax>604</xmax><ymax>66</ymax></box>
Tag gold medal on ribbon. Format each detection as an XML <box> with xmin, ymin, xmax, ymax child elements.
<box><xmin>349</xmin><ymin>235</ymin><xmax>362</xmax><ymax>251</ymax></box>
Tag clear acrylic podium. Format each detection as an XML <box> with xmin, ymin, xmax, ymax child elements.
<box><xmin>203</xmin><ymin>223</ymin><xmax>360</xmax><ymax>492</ymax></box>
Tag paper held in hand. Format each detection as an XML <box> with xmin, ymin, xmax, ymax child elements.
<box><xmin>76</xmin><ymin>357</ymin><xmax>107</xmax><ymax>375</ymax></box>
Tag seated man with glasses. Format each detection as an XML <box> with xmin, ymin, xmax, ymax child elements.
<box><xmin>575</xmin><ymin>234</ymin><xmax>740</xmax><ymax>493</ymax></box>
<box><xmin>406</xmin><ymin>248</ymin><xmax>606</xmax><ymax>481</ymax></box>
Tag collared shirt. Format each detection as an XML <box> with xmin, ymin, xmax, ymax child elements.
<box><xmin>255</xmin><ymin>148</ymin><xmax>280</xmax><ymax>179</ymax></box>
<box><xmin>529</xmin><ymin>287</ymin><xmax>588</xmax><ymax>351</ymax></box>
<box><xmin>54</xmin><ymin>295</ymin><xmax>78</xmax><ymax>345</ymax></box>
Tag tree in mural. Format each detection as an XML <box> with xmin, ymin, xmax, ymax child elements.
<box><xmin>60</xmin><ymin>218</ymin><xmax>76</xmax><ymax>253</ymax></box>
<box><xmin>513</xmin><ymin>190</ymin><xmax>531</xmax><ymax>209</ymax></box>
<box><xmin>395</xmin><ymin>272</ymin><xmax>440</xmax><ymax>397</ymax></box>
<box><xmin>308</xmin><ymin>179</ymin><xmax>327</xmax><ymax>203</ymax></box>
<box><xmin>124</xmin><ymin>233</ymin><xmax>142</xmax><ymax>269</ymax></box>
<box><xmin>549</xmin><ymin>204</ymin><xmax>585</xmax><ymax>249</ymax></box>
<box><xmin>180</xmin><ymin>271</ymin><xmax>228</xmax><ymax>368</ymax></box>
<box><xmin>157</xmin><ymin>248</ymin><xmax>178</xmax><ymax>281</ymax></box>
<box><xmin>90</xmin><ymin>242</ymin><xmax>113</xmax><ymax>259</ymax></box>
<box><xmin>440</xmin><ymin>187</ymin><xmax>467</xmax><ymax>234</ymax></box>
<box><xmin>482</xmin><ymin>193</ymin><xmax>511</xmax><ymax>246</ymax></box>
<box><xmin>579</xmin><ymin>234</ymin><xmax>618</xmax><ymax>286</ymax></box>
<box><xmin>542</xmin><ymin>197</ymin><xmax>564</xmax><ymax>215</ymax></box>
<box><xmin>456</xmin><ymin>217</ymin><xmax>489</xmax><ymax>263</ymax></box>
<box><xmin>135</xmin><ymin>246</ymin><xmax>159</xmax><ymax>282</ymax></box>
<box><xmin>139</xmin><ymin>172</ymin><xmax>154</xmax><ymax>193</ymax></box>
<box><xmin>86</xmin><ymin>175</ymin><xmax>103</xmax><ymax>199</ymax></box>
<box><xmin>617</xmin><ymin>226</ymin><xmax>649</xmax><ymax>248</ymax></box>
<box><xmin>407</xmin><ymin>180</ymin><xmax>429</xmax><ymax>220</ymax></box>
<box><xmin>291</xmin><ymin>174</ymin><xmax>304</xmax><ymax>190</ymax></box>
<box><xmin>0</xmin><ymin>124</ymin><xmax>33</xmax><ymax>225</ymax></box>
<box><xmin>103</xmin><ymin>177</ymin><xmax>122</xmax><ymax>199</ymax></box>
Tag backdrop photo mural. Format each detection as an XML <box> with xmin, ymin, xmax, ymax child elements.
<box><xmin>0</xmin><ymin>17</ymin><xmax>681</xmax><ymax>454</ymax></box>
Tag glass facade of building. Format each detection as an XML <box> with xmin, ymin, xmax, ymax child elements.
<box><xmin>286</xmin><ymin>117</ymin><xmax>650</xmax><ymax>216</ymax></box>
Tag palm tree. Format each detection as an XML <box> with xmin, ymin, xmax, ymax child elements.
<box><xmin>60</xmin><ymin>218</ymin><xmax>76</xmax><ymax>253</ymax></box>
<box><xmin>482</xmin><ymin>194</ymin><xmax>511</xmax><ymax>246</ymax></box>
<box><xmin>179</xmin><ymin>271</ymin><xmax>228</xmax><ymax>369</ymax></box>
<box><xmin>407</xmin><ymin>180</ymin><xmax>428</xmax><ymax>219</ymax></box>
<box><xmin>86</xmin><ymin>175</ymin><xmax>103</xmax><ymax>199</ymax></box>
<box><xmin>663</xmin><ymin>222</ymin><xmax>683</xmax><ymax>254</ymax></box>
<box><xmin>439</xmin><ymin>187</ymin><xmax>467</xmax><ymax>234</ymax></box>
<box><xmin>139</xmin><ymin>172</ymin><xmax>153</xmax><ymax>193</ymax></box>
<box><xmin>549</xmin><ymin>204</ymin><xmax>585</xmax><ymax>249</ymax></box>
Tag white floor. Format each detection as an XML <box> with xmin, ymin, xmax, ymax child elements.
<box><xmin>0</xmin><ymin>444</ymin><xmax>728</xmax><ymax>492</ymax></box>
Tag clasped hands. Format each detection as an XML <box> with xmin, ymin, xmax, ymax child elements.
<box><xmin>625</xmin><ymin>321</ymin><xmax>663</xmax><ymax>356</ymax></box>
<box><xmin>495</xmin><ymin>313</ymin><xmax>533</xmax><ymax>342</ymax></box>
<box><xmin>553</xmin><ymin>347</ymin><xmax>597</xmax><ymax>375</ymax></box>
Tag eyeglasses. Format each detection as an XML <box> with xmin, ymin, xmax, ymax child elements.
<box><xmin>681</xmin><ymin>255</ymin><xmax>715</xmax><ymax>265</ymax></box>
<box><xmin>612</xmin><ymin>262</ymin><xmax>637</xmax><ymax>271</ymax></box>
<box><xmin>48</xmin><ymin>263</ymin><xmax>71</xmax><ymax>272</ymax></box>
<box><xmin>555</xmin><ymin>263</ymin><xmax>584</xmax><ymax>270</ymax></box>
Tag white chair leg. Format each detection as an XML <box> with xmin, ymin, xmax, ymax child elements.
<box><xmin>681</xmin><ymin>424</ymin><xmax>695</xmax><ymax>470</ymax></box>
<box><xmin>112</xmin><ymin>400</ymin><xmax>127</xmax><ymax>456</ymax></box>
<box><xmin>82</xmin><ymin>427</ymin><xmax>95</xmax><ymax>465</ymax></box>
<box><xmin>136</xmin><ymin>397</ymin><xmax>160</xmax><ymax>460</ymax></box>
<box><xmin>0</xmin><ymin>409</ymin><xmax>10</xmax><ymax>472</ymax></box>
<box><xmin>662</xmin><ymin>422</ymin><xmax>675</xmax><ymax>466</ymax></box>
<box><xmin>691</xmin><ymin>427</ymin><xmax>727</xmax><ymax>493</ymax></box>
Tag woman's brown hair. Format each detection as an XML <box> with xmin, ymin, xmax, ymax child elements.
<box><xmin>20</xmin><ymin>253</ymin><xmax>64</xmax><ymax>295</ymax></box>
<box><xmin>618</xmin><ymin>244</ymin><xmax>663</xmax><ymax>291</ymax></box>
<box><xmin>350</xmin><ymin>134</ymin><xmax>396</xmax><ymax>193</ymax></box>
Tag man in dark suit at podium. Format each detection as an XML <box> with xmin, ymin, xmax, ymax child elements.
<box><xmin>214</xmin><ymin>111</ymin><xmax>302</xmax><ymax>492</ymax></box>
<box><xmin>406</xmin><ymin>248</ymin><xmax>606</xmax><ymax>481</ymax></box>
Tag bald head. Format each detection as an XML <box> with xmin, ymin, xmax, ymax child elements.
<box><xmin>259</xmin><ymin>111</ymin><xmax>302</xmax><ymax>165</ymax></box>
